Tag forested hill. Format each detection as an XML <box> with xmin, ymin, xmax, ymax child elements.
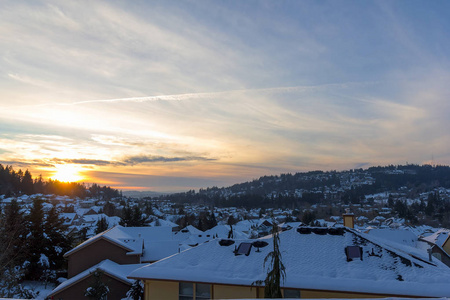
<box><xmin>159</xmin><ymin>164</ymin><xmax>450</xmax><ymax>208</ymax></box>
<box><xmin>0</xmin><ymin>164</ymin><xmax>120</xmax><ymax>199</ymax></box>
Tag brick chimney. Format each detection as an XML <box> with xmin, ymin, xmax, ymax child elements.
<box><xmin>343</xmin><ymin>208</ymin><xmax>355</xmax><ymax>228</ymax></box>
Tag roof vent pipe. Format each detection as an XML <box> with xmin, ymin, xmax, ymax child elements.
<box><xmin>427</xmin><ymin>248</ymin><xmax>433</xmax><ymax>262</ymax></box>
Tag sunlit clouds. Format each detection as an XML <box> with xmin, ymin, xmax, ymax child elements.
<box><xmin>1</xmin><ymin>1</ymin><xmax>450</xmax><ymax>191</ymax></box>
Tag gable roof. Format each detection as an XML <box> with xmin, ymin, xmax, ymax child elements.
<box><xmin>129</xmin><ymin>227</ymin><xmax>450</xmax><ymax>297</ymax></box>
<box><xmin>64</xmin><ymin>225</ymin><xmax>174</xmax><ymax>258</ymax></box>
<box><xmin>420</xmin><ymin>228</ymin><xmax>450</xmax><ymax>247</ymax></box>
<box><xmin>48</xmin><ymin>259</ymin><xmax>145</xmax><ymax>297</ymax></box>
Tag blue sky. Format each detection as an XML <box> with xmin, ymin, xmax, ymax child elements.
<box><xmin>0</xmin><ymin>1</ymin><xmax>449</xmax><ymax>191</ymax></box>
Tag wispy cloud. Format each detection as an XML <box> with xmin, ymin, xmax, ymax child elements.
<box><xmin>123</xmin><ymin>155</ymin><xmax>215</xmax><ymax>165</ymax></box>
<box><xmin>1</xmin><ymin>1</ymin><xmax>450</xmax><ymax>191</ymax></box>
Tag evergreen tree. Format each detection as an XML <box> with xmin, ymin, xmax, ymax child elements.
<box><xmin>103</xmin><ymin>202</ymin><xmax>116</xmax><ymax>217</ymax></box>
<box><xmin>301</xmin><ymin>211</ymin><xmax>316</xmax><ymax>225</ymax></box>
<box><xmin>1</xmin><ymin>199</ymin><xmax>27</xmax><ymax>268</ymax></box>
<box><xmin>26</xmin><ymin>198</ymin><xmax>46</xmax><ymax>279</ymax></box>
<box><xmin>95</xmin><ymin>217</ymin><xmax>109</xmax><ymax>234</ymax></box>
<box><xmin>263</xmin><ymin>220</ymin><xmax>286</xmax><ymax>298</ymax></box>
<box><xmin>209</xmin><ymin>211</ymin><xmax>217</xmax><ymax>228</ymax></box>
<box><xmin>131</xmin><ymin>206</ymin><xmax>146</xmax><ymax>227</ymax></box>
<box><xmin>120</xmin><ymin>205</ymin><xmax>133</xmax><ymax>227</ymax></box>
<box><xmin>21</xmin><ymin>170</ymin><xmax>34</xmax><ymax>195</ymax></box>
<box><xmin>84</xmin><ymin>270</ymin><xmax>109</xmax><ymax>300</ymax></box>
<box><xmin>426</xmin><ymin>193</ymin><xmax>435</xmax><ymax>216</ymax></box>
<box><xmin>126</xmin><ymin>280</ymin><xmax>144</xmax><ymax>300</ymax></box>
<box><xmin>44</xmin><ymin>205</ymin><xmax>71</xmax><ymax>270</ymax></box>
<box><xmin>120</xmin><ymin>205</ymin><xmax>146</xmax><ymax>227</ymax></box>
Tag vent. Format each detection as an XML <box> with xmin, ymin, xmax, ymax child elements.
<box><xmin>252</xmin><ymin>241</ymin><xmax>269</xmax><ymax>252</ymax></box>
<box><xmin>297</xmin><ymin>227</ymin><xmax>312</xmax><ymax>234</ymax></box>
<box><xmin>311</xmin><ymin>228</ymin><xmax>327</xmax><ymax>235</ymax></box>
<box><xmin>234</xmin><ymin>242</ymin><xmax>253</xmax><ymax>256</ymax></box>
<box><xmin>297</xmin><ymin>227</ymin><xmax>345</xmax><ymax>236</ymax></box>
<box><xmin>328</xmin><ymin>228</ymin><xmax>345</xmax><ymax>236</ymax></box>
<box><xmin>345</xmin><ymin>246</ymin><xmax>363</xmax><ymax>262</ymax></box>
<box><xmin>219</xmin><ymin>239</ymin><xmax>235</xmax><ymax>246</ymax></box>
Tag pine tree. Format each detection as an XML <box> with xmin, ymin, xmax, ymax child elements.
<box><xmin>21</xmin><ymin>170</ymin><xmax>34</xmax><ymax>195</ymax></box>
<box><xmin>95</xmin><ymin>217</ymin><xmax>109</xmax><ymax>234</ymax></box>
<box><xmin>44</xmin><ymin>205</ymin><xmax>71</xmax><ymax>270</ymax></box>
<box><xmin>26</xmin><ymin>198</ymin><xmax>46</xmax><ymax>279</ymax></box>
<box><xmin>84</xmin><ymin>270</ymin><xmax>109</xmax><ymax>300</ymax></box>
<box><xmin>263</xmin><ymin>220</ymin><xmax>286</xmax><ymax>298</ymax></box>
<box><xmin>131</xmin><ymin>206</ymin><xmax>146</xmax><ymax>227</ymax></box>
<box><xmin>126</xmin><ymin>280</ymin><xmax>144</xmax><ymax>300</ymax></box>
<box><xmin>120</xmin><ymin>205</ymin><xmax>133</xmax><ymax>227</ymax></box>
<box><xmin>1</xmin><ymin>199</ymin><xmax>27</xmax><ymax>268</ymax></box>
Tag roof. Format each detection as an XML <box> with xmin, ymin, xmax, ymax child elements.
<box><xmin>48</xmin><ymin>259</ymin><xmax>145</xmax><ymax>297</ymax></box>
<box><xmin>421</xmin><ymin>228</ymin><xmax>450</xmax><ymax>247</ymax></box>
<box><xmin>129</xmin><ymin>227</ymin><xmax>450</xmax><ymax>297</ymax></box>
<box><xmin>64</xmin><ymin>225</ymin><xmax>175</xmax><ymax>258</ymax></box>
<box><xmin>366</xmin><ymin>228</ymin><xmax>418</xmax><ymax>247</ymax></box>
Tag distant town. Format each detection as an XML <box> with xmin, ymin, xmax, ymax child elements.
<box><xmin>1</xmin><ymin>163</ymin><xmax>450</xmax><ymax>299</ymax></box>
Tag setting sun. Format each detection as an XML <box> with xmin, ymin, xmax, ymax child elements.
<box><xmin>51</xmin><ymin>164</ymin><xmax>84</xmax><ymax>182</ymax></box>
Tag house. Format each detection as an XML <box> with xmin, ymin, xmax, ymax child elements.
<box><xmin>48</xmin><ymin>260</ymin><xmax>145</xmax><ymax>300</ymax></box>
<box><xmin>64</xmin><ymin>225</ymin><xmax>178</xmax><ymax>278</ymax></box>
<box><xmin>129</xmin><ymin>227</ymin><xmax>450</xmax><ymax>299</ymax></box>
<box><xmin>419</xmin><ymin>228</ymin><xmax>450</xmax><ymax>267</ymax></box>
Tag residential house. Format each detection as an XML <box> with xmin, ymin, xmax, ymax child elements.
<box><xmin>48</xmin><ymin>260</ymin><xmax>145</xmax><ymax>300</ymax></box>
<box><xmin>419</xmin><ymin>228</ymin><xmax>450</xmax><ymax>267</ymax></box>
<box><xmin>64</xmin><ymin>225</ymin><xmax>177</xmax><ymax>278</ymax></box>
<box><xmin>129</xmin><ymin>227</ymin><xmax>450</xmax><ymax>299</ymax></box>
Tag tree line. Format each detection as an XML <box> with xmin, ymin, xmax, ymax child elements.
<box><xmin>0</xmin><ymin>164</ymin><xmax>121</xmax><ymax>199</ymax></box>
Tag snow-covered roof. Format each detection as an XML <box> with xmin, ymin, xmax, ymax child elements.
<box><xmin>204</xmin><ymin>225</ymin><xmax>248</xmax><ymax>240</ymax></box>
<box><xmin>129</xmin><ymin>228</ymin><xmax>450</xmax><ymax>297</ymax></box>
<box><xmin>48</xmin><ymin>259</ymin><xmax>145</xmax><ymax>297</ymax></box>
<box><xmin>148</xmin><ymin>218</ymin><xmax>179</xmax><ymax>228</ymax></box>
<box><xmin>366</xmin><ymin>228</ymin><xmax>418</xmax><ymax>247</ymax></box>
<box><xmin>64</xmin><ymin>225</ymin><xmax>175</xmax><ymax>258</ymax></box>
<box><xmin>421</xmin><ymin>228</ymin><xmax>450</xmax><ymax>247</ymax></box>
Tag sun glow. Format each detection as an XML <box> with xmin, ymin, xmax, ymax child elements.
<box><xmin>51</xmin><ymin>164</ymin><xmax>84</xmax><ymax>182</ymax></box>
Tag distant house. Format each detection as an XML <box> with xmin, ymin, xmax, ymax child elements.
<box><xmin>48</xmin><ymin>260</ymin><xmax>144</xmax><ymax>300</ymax></box>
<box><xmin>129</xmin><ymin>227</ymin><xmax>450</xmax><ymax>299</ymax></box>
<box><xmin>419</xmin><ymin>228</ymin><xmax>450</xmax><ymax>267</ymax></box>
<box><xmin>64</xmin><ymin>225</ymin><xmax>177</xmax><ymax>278</ymax></box>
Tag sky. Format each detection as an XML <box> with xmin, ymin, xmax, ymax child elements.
<box><xmin>1</xmin><ymin>0</ymin><xmax>450</xmax><ymax>192</ymax></box>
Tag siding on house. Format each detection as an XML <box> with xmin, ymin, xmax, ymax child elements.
<box><xmin>442</xmin><ymin>235</ymin><xmax>450</xmax><ymax>255</ymax></box>
<box><xmin>67</xmin><ymin>238</ymin><xmax>140</xmax><ymax>278</ymax></box>
<box><xmin>143</xmin><ymin>279</ymin><xmax>414</xmax><ymax>300</ymax></box>
<box><xmin>51</xmin><ymin>272</ymin><xmax>131</xmax><ymax>300</ymax></box>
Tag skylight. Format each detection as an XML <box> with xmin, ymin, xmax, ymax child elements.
<box><xmin>345</xmin><ymin>245</ymin><xmax>363</xmax><ymax>261</ymax></box>
<box><xmin>235</xmin><ymin>242</ymin><xmax>252</xmax><ymax>256</ymax></box>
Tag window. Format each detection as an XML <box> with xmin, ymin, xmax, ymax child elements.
<box><xmin>196</xmin><ymin>283</ymin><xmax>211</xmax><ymax>299</ymax></box>
<box><xmin>179</xmin><ymin>282</ymin><xmax>211</xmax><ymax>300</ymax></box>
<box><xmin>284</xmin><ymin>289</ymin><xmax>301</xmax><ymax>298</ymax></box>
<box><xmin>179</xmin><ymin>282</ymin><xmax>193</xmax><ymax>300</ymax></box>
<box><xmin>432</xmin><ymin>252</ymin><xmax>442</xmax><ymax>261</ymax></box>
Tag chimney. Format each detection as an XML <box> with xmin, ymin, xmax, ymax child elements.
<box><xmin>343</xmin><ymin>208</ymin><xmax>355</xmax><ymax>229</ymax></box>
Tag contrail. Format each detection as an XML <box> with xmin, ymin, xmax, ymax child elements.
<box><xmin>7</xmin><ymin>81</ymin><xmax>375</xmax><ymax>109</ymax></box>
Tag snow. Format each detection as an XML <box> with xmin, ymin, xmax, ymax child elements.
<box><xmin>20</xmin><ymin>280</ymin><xmax>56</xmax><ymax>300</ymax></box>
<box><xmin>366</xmin><ymin>228</ymin><xmax>418</xmax><ymax>247</ymax></box>
<box><xmin>64</xmin><ymin>225</ymin><xmax>178</xmax><ymax>262</ymax></box>
<box><xmin>49</xmin><ymin>260</ymin><xmax>145</xmax><ymax>297</ymax></box>
<box><xmin>129</xmin><ymin>228</ymin><xmax>450</xmax><ymax>297</ymax></box>
<box><xmin>39</xmin><ymin>254</ymin><xmax>49</xmax><ymax>268</ymax></box>
<box><xmin>421</xmin><ymin>228</ymin><xmax>450</xmax><ymax>246</ymax></box>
